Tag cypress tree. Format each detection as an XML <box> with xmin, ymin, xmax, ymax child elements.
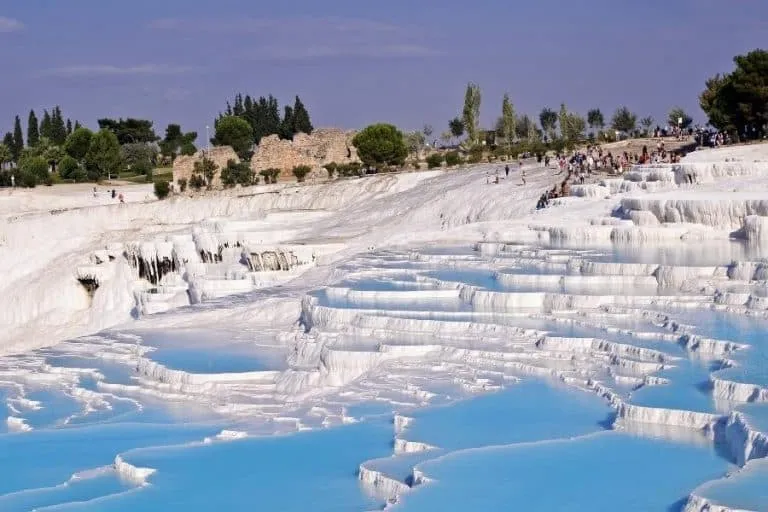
<box><xmin>27</xmin><ymin>110</ymin><xmax>40</xmax><ymax>147</ymax></box>
<box><xmin>40</xmin><ymin>110</ymin><xmax>53</xmax><ymax>140</ymax></box>
<box><xmin>266</xmin><ymin>95</ymin><xmax>280</xmax><ymax>137</ymax></box>
<box><xmin>74</xmin><ymin>120</ymin><xmax>82</xmax><ymax>131</ymax></box>
<box><xmin>3</xmin><ymin>133</ymin><xmax>13</xmax><ymax>161</ymax></box>
<box><xmin>51</xmin><ymin>106</ymin><xmax>67</xmax><ymax>144</ymax></box>
<box><xmin>12</xmin><ymin>115</ymin><xmax>24</xmax><ymax>161</ymax></box>
<box><xmin>66</xmin><ymin>119</ymin><xmax>73</xmax><ymax>136</ymax></box>
<box><xmin>293</xmin><ymin>96</ymin><xmax>313</xmax><ymax>135</ymax></box>
<box><xmin>279</xmin><ymin>106</ymin><xmax>294</xmax><ymax>139</ymax></box>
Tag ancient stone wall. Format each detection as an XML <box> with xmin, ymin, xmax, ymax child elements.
<box><xmin>172</xmin><ymin>146</ymin><xmax>240</xmax><ymax>189</ymax></box>
<box><xmin>250</xmin><ymin>128</ymin><xmax>360</xmax><ymax>180</ymax></box>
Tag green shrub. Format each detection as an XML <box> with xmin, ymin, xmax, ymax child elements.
<box><xmin>292</xmin><ymin>165</ymin><xmax>311</xmax><ymax>183</ymax></box>
<box><xmin>58</xmin><ymin>155</ymin><xmax>80</xmax><ymax>180</ymax></box>
<box><xmin>444</xmin><ymin>151</ymin><xmax>461</xmax><ymax>167</ymax></box>
<box><xmin>259</xmin><ymin>168</ymin><xmax>281</xmax><ymax>184</ymax></box>
<box><xmin>412</xmin><ymin>161</ymin><xmax>421</xmax><ymax>170</ymax></box>
<box><xmin>177</xmin><ymin>178</ymin><xmax>187</xmax><ymax>192</ymax></box>
<box><xmin>352</xmin><ymin>123</ymin><xmax>407</xmax><ymax>169</ymax></box>
<box><xmin>154</xmin><ymin>180</ymin><xmax>171</xmax><ymax>199</ymax></box>
<box><xmin>426</xmin><ymin>153</ymin><xmax>444</xmax><ymax>169</ymax></box>
<box><xmin>189</xmin><ymin>174</ymin><xmax>205</xmax><ymax>190</ymax></box>
<box><xmin>18</xmin><ymin>170</ymin><xmax>38</xmax><ymax>188</ymax></box>
<box><xmin>221</xmin><ymin>159</ymin><xmax>255</xmax><ymax>187</ymax></box>
<box><xmin>131</xmin><ymin>159</ymin><xmax>153</xmax><ymax>176</ymax></box>
<box><xmin>467</xmin><ymin>145</ymin><xmax>484</xmax><ymax>164</ymax></box>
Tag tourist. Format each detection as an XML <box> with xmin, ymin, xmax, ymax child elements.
<box><xmin>505</xmin><ymin>165</ymin><xmax>510</xmax><ymax>177</ymax></box>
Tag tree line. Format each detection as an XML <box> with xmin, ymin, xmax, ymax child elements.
<box><xmin>0</xmin><ymin>108</ymin><xmax>199</xmax><ymax>187</ymax></box>
<box><xmin>211</xmin><ymin>93</ymin><xmax>314</xmax><ymax>159</ymax></box>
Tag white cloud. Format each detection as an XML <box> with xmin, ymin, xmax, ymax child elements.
<box><xmin>43</xmin><ymin>64</ymin><xmax>198</xmax><ymax>77</ymax></box>
<box><xmin>0</xmin><ymin>16</ymin><xmax>23</xmax><ymax>33</ymax></box>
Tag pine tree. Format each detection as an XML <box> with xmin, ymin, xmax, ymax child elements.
<box><xmin>12</xmin><ymin>115</ymin><xmax>24</xmax><ymax>161</ymax></box>
<box><xmin>3</xmin><ymin>133</ymin><xmax>14</xmax><ymax>164</ymax></box>
<box><xmin>40</xmin><ymin>110</ymin><xmax>53</xmax><ymax>140</ymax></box>
<box><xmin>51</xmin><ymin>106</ymin><xmax>67</xmax><ymax>145</ymax></box>
<box><xmin>292</xmin><ymin>96</ymin><xmax>313</xmax><ymax>135</ymax></box>
<box><xmin>74</xmin><ymin>120</ymin><xmax>82</xmax><ymax>131</ymax></box>
<box><xmin>279</xmin><ymin>106</ymin><xmax>295</xmax><ymax>139</ymax></box>
<box><xmin>66</xmin><ymin>119</ymin><xmax>73</xmax><ymax>136</ymax></box>
<box><xmin>27</xmin><ymin>110</ymin><xmax>40</xmax><ymax>147</ymax></box>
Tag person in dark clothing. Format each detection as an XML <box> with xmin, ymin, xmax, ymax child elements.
<box><xmin>505</xmin><ymin>165</ymin><xmax>510</xmax><ymax>177</ymax></box>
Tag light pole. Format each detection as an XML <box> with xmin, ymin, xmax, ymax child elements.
<box><xmin>206</xmin><ymin>126</ymin><xmax>210</xmax><ymax>154</ymax></box>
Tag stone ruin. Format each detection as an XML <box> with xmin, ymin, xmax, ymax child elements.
<box><xmin>250</xmin><ymin>128</ymin><xmax>360</xmax><ymax>181</ymax></box>
<box><xmin>172</xmin><ymin>128</ymin><xmax>361</xmax><ymax>191</ymax></box>
<box><xmin>172</xmin><ymin>146</ymin><xmax>240</xmax><ymax>190</ymax></box>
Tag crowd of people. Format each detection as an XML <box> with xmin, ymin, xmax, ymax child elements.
<box><xmin>532</xmin><ymin>137</ymin><xmax>697</xmax><ymax>211</ymax></box>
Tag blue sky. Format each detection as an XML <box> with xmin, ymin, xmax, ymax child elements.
<box><xmin>1</xmin><ymin>0</ymin><xmax>765</xmax><ymax>141</ymax></box>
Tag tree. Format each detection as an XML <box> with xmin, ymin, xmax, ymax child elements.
<box><xmin>279</xmin><ymin>106</ymin><xmax>295</xmax><ymax>140</ymax></box>
<box><xmin>423</xmin><ymin>124</ymin><xmax>433</xmax><ymax>141</ymax></box>
<box><xmin>611</xmin><ymin>106</ymin><xmax>637</xmax><ymax>133</ymax></box>
<box><xmin>557</xmin><ymin>104</ymin><xmax>585</xmax><ymax>147</ymax></box>
<box><xmin>19</xmin><ymin>156</ymin><xmax>50</xmax><ymax>187</ymax></box>
<box><xmin>40</xmin><ymin>110</ymin><xmax>53</xmax><ymax>141</ymax></box>
<box><xmin>50</xmin><ymin>106</ymin><xmax>67</xmax><ymax>145</ymax></box>
<box><xmin>668</xmin><ymin>108</ymin><xmax>692</xmax><ymax>129</ymax></box>
<box><xmin>11</xmin><ymin>116</ymin><xmax>24</xmax><ymax>162</ymax></box>
<box><xmin>66</xmin><ymin>119</ymin><xmax>73</xmax><ymax>136</ymax></box>
<box><xmin>352</xmin><ymin>123</ymin><xmax>408</xmax><ymax>169</ymax></box>
<box><xmin>27</xmin><ymin>110</ymin><xmax>39</xmax><ymax>147</ymax></box>
<box><xmin>516</xmin><ymin>114</ymin><xmax>534</xmax><ymax>141</ymax></box>
<box><xmin>192</xmin><ymin>157</ymin><xmax>218</xmax><ymax>189</ymax></box>
<box><xmin>44</xmin><ymin>144</ymin><xmax>65</xmax><ymax>172</ymax></box>
<box><xmin>699</xmin><ymin>49</ymin><xmax>767</xmax><ymax>139</ymax></box>
<box><xmin>500</xmin><ymin>93</ymin><xmax>516</xmax><ymax>149</ymax></box>
<box><xmin>292</xmin><ymin>96</ymin><xmax>313</xmax><ymax>135</ymax></box>
<box><xmin>558</xmin><ymin>104</ymin><xmax>569</xmax><ymax>140</ymax></box>
<box><xmin>64</xmin><ymin>127</ymin><xmax>94</xmax><ymax>162</ymax></box>
<box><xmin>121</xmin><ymin>143</ymin><xmax>157</xmax><ymax>172</ymax></box>
<box><xmin>539</xmin><ymin>108</ymin><xmax>558</xmax><ymax>142</ymax></box>
<box><xmin>448</xmin><ymin>117</ymin><xmax>464</xmax><ymax>142</ymax></box>
<box><xmin>404</xmin><ymin>131</ymin><xmax>426</xmax><ymax>155</ymax></box>
<box><xmin>58</xmin><ymin>155</ymin><xmax>82</xmax><ymax>181</ymax></box>
<box><xmin>0</xmin><ymin>143</ymin><xmax>11</xmax><ymax>170</ymax></box>
<box><xmin>159</xmin><ymin>124</ymin><xmax>197</xmax><ymax>161</ymax></box>
<box><xmin>212</xmin><ymin>116</ymin><xmax>253</xmax><ymax>160</ymax></box>
<box><xmin>640</xmin><ymin>116</ymin><xmax>654</xmax><ymax>136</ymax></box>
<box><xmin>85</xmin><ymin>129</ymin><xmax>123</xmax><ymax>180</ymax></box>
<box><xmin>462</xmin><ymin>82</ymin><xmax>481</xmax><ymax>145</ymax></box>
<box><xmin>220</xmin><ymin>159</ymin><xmax>255</xmax><ymax>187</ymax></box>
<box><xmin>587</xmin><ymin>109</ymin><xmax>604</xmax><ymax>131</ymax></box>
<box><xmin>97</xmin><ymin>118</ymin><xmax>159</xmax><ymax>144</ymax></box>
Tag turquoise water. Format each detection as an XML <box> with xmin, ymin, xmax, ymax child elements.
<box><xmin>0</xmin><ymin>423</ymin><xmax>220</xmax><ymax>504</ymax></box>
<box><xmin>630</xmin><ymin>361</ymin><xmax>717</xmax><ymax>414</ymax></box>
<box><xmin>61</xmin><ymin>420</ymin><xmax>394</xmax><ymax>512</ymax></box>
<box><xmin>404</xmin><ymin>380</ymin><xmax>612</xmax><ymax>450</ymax></box>
<box><xmin>668</xmin><ymin>310</ymin><xmax>768</xmax><ymax>388</ymax></box>
<box><xmin>398</xmin><ymin>431</ymin><xmax>732</xmax><ymax>512</ymax></box>
<box><xmin>3</xmin><ymin>241</ymin><xmax>768</xmax><ymax>511</ymax></box>
<box><xmin>699</xmin><ymin>458</ymin><xmax>768</xmax><ymax>512</ymax></box>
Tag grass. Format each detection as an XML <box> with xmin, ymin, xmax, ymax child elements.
<box><xmin>118</xmin><ymin>167</ymin><xmax>173</xmax><ymax>184</ymax></box>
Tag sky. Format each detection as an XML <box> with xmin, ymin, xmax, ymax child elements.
<box><xmin>0</xmin><ymin>0</ymin><xmax>766</xmax><ymax>142</ymax></box>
